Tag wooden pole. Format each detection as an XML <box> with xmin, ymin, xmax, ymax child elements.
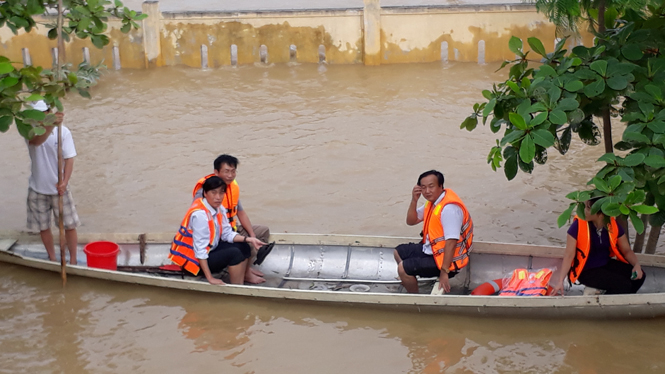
<box><xmin>57</xmin><ymin>0</ymin><xmax>67</xmax><ymax>287</ymax></box>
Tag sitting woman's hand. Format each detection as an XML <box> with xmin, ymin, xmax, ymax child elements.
<box><xmin>207</xmin><ymin>277</ymin><xmax>226</xmax><ymax>285</ymax></box>
<box><xmin>632</xmin><ymin>264</ymin><xmax>644</xmax><ymax>280</ymax></box>
<box><xmin>550</xmin><ymin>281</ymin><xmax>565</xmax><ymax>296</ymax></box>
<box><xmin>247</xmin><ymin>237</ymin><xmax>266</xmax><ymax>249</ymax></box>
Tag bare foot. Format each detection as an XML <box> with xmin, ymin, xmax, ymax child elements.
<box><xmin>244</xmin><ymin>273</ymin><xmax>266</xmax><ymax>284</ymax></box>
<box><xmin>250</xmin><ymin>267</ymin><xmax>264</xmax><ymax>277</ymax></box>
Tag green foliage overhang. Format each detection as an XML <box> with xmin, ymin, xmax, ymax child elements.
<box><xmin>461</xmin><ymin>3</ymin><xmax>665</xmax><ymax>233</ymax></box>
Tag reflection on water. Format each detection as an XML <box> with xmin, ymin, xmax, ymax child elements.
<box><xmin>1</xmin><ymin>62</ymin><xmax>665</xmax><ymax>372</ymax></box>
<box><xmin>1</xmin><ymin>264</ymin><xmax>665</xmax><ymax>373</ymax></box>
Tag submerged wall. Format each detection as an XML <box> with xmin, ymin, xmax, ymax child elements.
<box><xmin>0</xmin><ymin>1</ymin><xmax>593</xmax><ymax>69</ymax></box>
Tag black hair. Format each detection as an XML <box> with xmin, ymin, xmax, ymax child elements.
<box><xmin>202</xmin><ymin>176</ymin><xmax>227</xmax><ymax>194</ymax></box>
<box><xmin>418</xmin><ymin>170</ymin><xmax>444</xmax><ymax>187</ymax></box>
<box><xmin>214</xmin><ymin>154</ymin><xmax>239</xmax><ymax>171</ymax></box>
<box><xmin>586</xmin><ymin>196</ymin><xmax>603</xmax><ymax>207</ymax></box>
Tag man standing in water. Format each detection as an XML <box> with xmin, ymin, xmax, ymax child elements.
<box><xmin>394</xmin><ymin>170</ymin><xmax>473</xmax><ymax>294</ymax></box>
<box><xmin>26</xmin><ymin>101</ymin><xmax>80</xmax><ymax>264</ymax></box>
<box><xmin>193</xmin><ymin>154</ymin><xmax>269</xmax><ymax>283</ymax></box>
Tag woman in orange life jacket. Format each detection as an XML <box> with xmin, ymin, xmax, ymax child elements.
<box><xmin>170</xmin><ymin>176</ymin><xmax>267</xmax><ymax>285</ymax></box>
<box><xmin>551</xmin><ymin>197</ymin><xmax>645</xmax><ymax>295</ymax></box>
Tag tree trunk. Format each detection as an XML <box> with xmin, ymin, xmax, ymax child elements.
<box><xmin>633</xmin><ymin>214</ymin><xmax>649</xmax><ymax>253</ymax></box>
<box><xmin>57</xmin><ymin>0</ymin><xmax>67</xmax><ymax>287</ymax></box>
<box><xmin>617</xmin><ymin>215</ymin><xmax>629</xmax><ymax>245</ymax></box>
<box><xmin>645</xmin><ymin>224</ymin><xmax>662</xmax><ymax>255</ymax></box>
<box><xmin>598</xmin><ymin>0</ymin><xmax>606</xmax><ymax>34</ymax></box>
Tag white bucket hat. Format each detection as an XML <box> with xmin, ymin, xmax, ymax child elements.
<box><xmin>28</xmin><ymin>100</ymin><xmax>48</xmax><ymax>112</ymax></box>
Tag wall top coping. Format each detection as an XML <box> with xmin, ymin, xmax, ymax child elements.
<box><xmin>160</xmin><ymin>3</ymin><xmax>537</xmax><ymax>20</ymax></box>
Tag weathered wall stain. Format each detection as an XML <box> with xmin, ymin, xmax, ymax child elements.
<box><xmin>0</xmin><ymin>6</ymin><xmax>595</xmax><ymax>69</ymax></box>
<box><xmin>0</xmin><ymin>19</ymin><xmax>145</xmax><ymax>70</ymax></box>
<box><xmin>160</xmin><ymin>20</ymin><xmax>362</xmax><ymax>67</ymax></box>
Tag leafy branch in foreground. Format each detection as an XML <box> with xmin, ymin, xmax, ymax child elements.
<box><xmin>461</xmin><ymin>4</ymin><xmax>665</xmax><ymax>234</ymax></box>
<box><xmin>0</xmin><ymin>0</ymin><xmax>146</xmax><ymax>138</ymax></box>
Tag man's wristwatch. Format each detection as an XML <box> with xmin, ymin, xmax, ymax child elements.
<box><xmin>243</xmin><ymin>236</ymin><xmax>247</xmax><ymax>242</ymax></box>
<box><xmin>442</xmin><ymin>267</ymin><xmax>450</xmax><ymax>274</ymax></box>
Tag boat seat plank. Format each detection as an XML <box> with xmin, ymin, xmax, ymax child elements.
<box><xmin>431</xmin><ymin>281</ymin><xmax>444</xmax><ymax>295</ymax></box>
<box><xmin>0</xmin><ymin>239</ymin><xmax>17</xmax><ymax>252</ymax></box>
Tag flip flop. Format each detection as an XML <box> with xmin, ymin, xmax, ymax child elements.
<box><xmin>254</xmin><ymin>242</ymin><xmax>275</xmax><ymax>265</ymax></box>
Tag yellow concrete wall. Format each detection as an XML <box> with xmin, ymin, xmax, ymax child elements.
<box><xmin>381</xmin><ymin>7</ymin><xmax>559</xmax><ymax>63</ymax></box>
<box><xmin>0</xmin><ymin>18</ymin><xmax>145</xmax><ymax>69</ymax></box>
<box><xmin>0</xmin><ymin>4</ymin><xmax>594</xmax><ymax>69</ymax></box>
<box><xmin>159</xmin><ymin>11</ymin><xmax>364</xmax><ymax>67</ymax></box>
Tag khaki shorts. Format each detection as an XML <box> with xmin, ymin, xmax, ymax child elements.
<box><xmin>27</xmin><ymin>188</ymin><xmax>81</xmax><ymax>231</ymax></box>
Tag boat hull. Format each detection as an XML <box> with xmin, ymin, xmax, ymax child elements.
<box><xmin>2</xmin><ymin>234</ymin><xmax>665</xmax><ymax>319</ymax></box>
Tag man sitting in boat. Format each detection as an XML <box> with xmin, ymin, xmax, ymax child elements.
<box><xmin>551</xmin><ymin>197</ymin><xmax>645</xmax><ymax>295</ymax></box>
<box><xmin>394</xmin><ymin>170</ymin><xmax>474</xmax><ymax>294</ymax></box>
<box><xmin>170</xmin><ymin>176</ymin><xmax>267</xmax><ymax>285</ymax></box>
<box><xmin>193</xmin><ymin>155</ymin><xmax>270</xmax><ymax>269</ymax></box>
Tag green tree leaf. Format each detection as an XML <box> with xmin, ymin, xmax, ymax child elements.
<box><xmin>644</xmin><ymin>155</ymin><xmax>665</xmax><ymax>168</ymax></box>
<box><xmin>583</xmin><ymin>79</ymin><xmax>606</xmax><ymax>97</ymax></box>
<box><xmin>482</xmin><ymin>98</ymin><xmax>496</xmax><ymax>118</ymax></box>
<box><xmin>505</xmin><ymin>154</ymin><xmax>518</xmax><ymax>180</ymax></box>
<box><xmin>527</xmin><ymin>37</ymin><xmax>547</xmax><ymax>57</ymax></box>
<box><xmin>531</xmin><ymin>111</ymin><xmax>548</xmax><ymax>126</ymax></box>
<box><xmin>0</xmin><ymin>62</ymin><xmax>14</xmax><ymax>74</ymax></box>
<box><xmin>531</xmin><ymin>129</ymin><xmax>555</xmax><ymax>147</ymax></box>
<box><xmin>608</xmin><ymin>175</ymin><xmax>622</xmax><ymax>191</ymax></box>
<box><xmin>592</xmin><ymin>177</ymin><xmax>610</xmax><ymax>193</ymax></box>
<box><xmin>630</xmin><ymin>211</ymin><xmax>645</xmax><ymax>234</ymax></box>
<box><xmin>623</xmin><ymin>153</ymin><xmax>646</xmax><ymax>166</ymax></box>
<box><xmin>508</xmin><ymin>36</ymin><xmax>523</xmax><ymax>55</ymax></box>
<box><xmin>0</xmin><ymin>115</ymin><xmax>12</xmax><ymax>132</ymax></box>
<box><xmin>500</xmin><ymin>129</ymin><xmax>525</xmax><ymax>146</ymax></box>
<box><xmin>607</xmin><ymin>75</ymin><xmax>628</xmax><ymax>90</ymax></box>
<box><xmin>598</xmin><ymin>153</ymin><xmax>617</xmax><ymax>163</ymax></box>
<box><xmin>509</xmin><ymin>112</ymin><xmax>527</xmax><ymax>130</ymax></box>
<box><xmin>556</xmin><ymin>98</ymin><xmax>579</xmax><ymax>112</ymax></box>
<box><xmin>564</xmin><ymin>80</ymin><xmax>583</xmax><ymax>92</ymax></box>
<box><xmin>602</xmin><ymin>202</ymin><xmax>622</xmax><ymax>216</ymax></box>
<box><xmin>632</xmin><ymin>205</ymin><xmax>659</xmax><ymax>214</ymax></box>
<box><xmin>519</xmin><ymin>134</ymin><xmax>536</xmax><ymax>163</ymax></box>
<box><xmin>549</xmin><ymin>109</ymin><xmax>567</xmax><ymax>125</ymax></box>
<box><xmin>590</xmin><ymin>60</ymin><xmax>608</xmax><ymax>76</ymax></box>
<box><xmin>20</xmin><ymin>109</ymin><xmax>45</xmax><ymax>121</ymax></box>
<box><xmin>460</xmin><ymin>116</ymin><xmax>478</xmax><ymax>131</ymax></box>
<box><xmin>558</xmin><ymin>203</ymin><xmax>576</xmax><ymax>227</ymax></box>
<box><xmin>621</xmin><ymin>44</ymin><xmax>643</xmax><ymax>61</ymax></box>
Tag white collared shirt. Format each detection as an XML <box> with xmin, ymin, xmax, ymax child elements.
<box><xmin>189</xmin><ymin>198</ymin><xmax>238</xmax><ymax>259</ymax></box>
<box><xmin>416</xmin><ymin>191</ymin><xmax>463</xmax><ymax>255</ymax></box>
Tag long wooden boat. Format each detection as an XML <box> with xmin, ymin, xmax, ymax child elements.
<box><xmin>2</xmin><ymin>233</ymin><xmax>665</xmax><ymax>319</ymax></box>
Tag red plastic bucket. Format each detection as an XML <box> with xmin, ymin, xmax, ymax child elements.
<box><xmin>84</xmin><ymin>241</ymin><xmax>120</xmax><ymax>270</ymax></box>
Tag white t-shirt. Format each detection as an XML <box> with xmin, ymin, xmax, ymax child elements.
<box><xmin>27</xmin><ymin>126</ymin><xmax>77</xmax><ymax>195</ymax></box>
<box><xmin>416</xmin><ymin>191</ymin><xmax>464</xmax><ymax>255</ymax></box>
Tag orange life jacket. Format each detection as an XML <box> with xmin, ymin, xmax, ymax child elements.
<box><xmin>422</xmin><ymin>189</ymin><xmax>473</xmax><ymax>272</ymax></box>
<box><xmin>499</xmin><ymin>268</ymin><xmax>553</xmax><ymax>296</ymax></box>
<box><xmin>192</xmin><ymin>174</ymin><xmax>240</xmax><ymax>231</ymax></box>
<box><xmin>169</xmin><ymin>198</ymin><xmax>223</xmax><ymax>276</ymax></box>
<box><xmin>568</xmin><ymin>216</ymin><xmax>627</xmax><ymax>283</ymax></box>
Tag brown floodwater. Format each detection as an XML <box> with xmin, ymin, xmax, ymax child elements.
<box><xmin>1</xmin><ymin>62</ymin><xmax>664</xmax><ymax>372</ymax></box>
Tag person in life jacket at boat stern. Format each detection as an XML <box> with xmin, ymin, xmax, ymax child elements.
<box><xmin>551</xmin><ymin>197</ymin><xmax>646</xmax><ymax>295</ymax></box>
<box><xmin>192</xmin><ymin>154</ymin><xmax>271</xmax><ymax>280</ymax></box>
<box><xmin>170</xmin><ymin>176</ymin><xmax>267</xmax><ymax>285</ymax></box>
<box><xmin>394</xmin><ymin>170</ymin><xmax>474</xmax><ymax>294</ymax></box>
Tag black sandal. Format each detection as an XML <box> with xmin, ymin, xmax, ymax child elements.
<box><xmin>254</xmin><ymin>242</ymin><xmax>275</xmax><ymax>265</ymax></box>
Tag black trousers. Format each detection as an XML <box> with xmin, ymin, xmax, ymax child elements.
<box><xmin>578</xmin><ymin>259</ymin><xmax>646</xmax><ymax>294</ymax></box>
<box><xmin>206</xmin><ymin>241</ymin><xmax>251</xmax><ymax>273</ymax></box>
